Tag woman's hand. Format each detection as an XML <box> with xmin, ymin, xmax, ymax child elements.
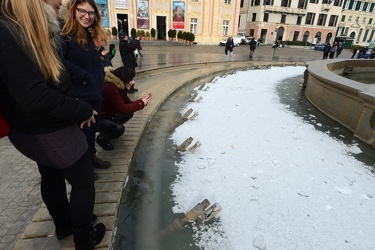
<box><xmin>141</xmin><ymin>92</ymin><xmax>152</xmax><ymax>106</ymax></box>
<box><xmin>80</xmin><ymin>110</ymin><xmax>98</xmax><ymax>129</ymax></box>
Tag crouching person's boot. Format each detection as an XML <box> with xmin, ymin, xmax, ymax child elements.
<box><xmin>73</xmin><ymin>222</ymin><xmax>106</xmax><ymax>250</ymax></box>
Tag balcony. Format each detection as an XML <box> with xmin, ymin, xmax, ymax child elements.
<box><xmin>264</xmin><ymin>6</ymin><xmax>307</xmax><ymax>15</ymax></box>
<box><xmin>321</xmin><ymin>4</ymin><xmax>332</xmax><ymax>11</ymax></box>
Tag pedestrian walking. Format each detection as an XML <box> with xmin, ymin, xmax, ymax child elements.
<box><xmin>249</xmin><ymin>38</ymin><xmax>257</xmax><ymax>59</ymax></box>
<box><xmin>0</xmin><ymin>0</ymin><xmax>105</xmax><ymax>249</ymax></box>
<box><xmin>323</xmin><ymin>43</ymin><xmax>331</xmax><ymax>60</ymax></box>
<box><xmin>225</xmin><ymin>36</ymin><xmax>234</xmax><ymax>62</ymax></box>
<box><xmin>336</xmin><ymin>42</ymin><xmax>343</xmax><ymax>57</ymax></box>
<box><xmin>351</xmin><ymin>46</ymin><xmax>358</xmax><ymax>59</ymax></box>
<box><xmin>330</xmin><ymin>42</ymin><xmax>337</xmax><ymax>59</ymax></box>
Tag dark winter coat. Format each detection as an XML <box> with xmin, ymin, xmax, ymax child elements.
<box><xmin>0</xmin><ymin>17</ymin><xmax>92</xmax><ymax>134</ymax></box>
<box><xmin>249</xmin><ymin>39</ymin><xmax>257</xmax><ymax>50</ymax></box>
<box><xmin>225</xmin><ymin>39</ymin><xmax>235</xmax><ymax>52</ymax></box>
<box><xmin>101</xmin><ymin>67</ymin><xmax>145</xmax><ymax>119</ymax></box>
<box><xmin>61</xmin><ymin>29</ymin><xmax>105</xmax><ymax>101</ymax></box>
<box><xmin>119</xmin><ymin>39</ymin><xmax>139</xmax><ymax>69</ymax></box>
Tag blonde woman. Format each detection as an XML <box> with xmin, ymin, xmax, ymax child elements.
<box><xmin>0</xmin><ymin>0</ymin><xmax>105</xmax><ymax>249</ymax></box>
<box><xmin>61</xmin><ymin>0</ymin><xmax>112</xmax><ymax>172</ymax></box>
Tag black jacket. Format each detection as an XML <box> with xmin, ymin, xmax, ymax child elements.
<box><xmin>119</xmin><ymin>39</ymin><xmax>139</xmax><ymax>68</ymax></box>
<box><xmin>61</xmin><ymin>29</ymin><xmax>105</xmax><ymax>101</ymax></box>
<box><xmin>0</xmin><ymin>17</ymin><xmax>92</xmax><ymax>134</ymax></box>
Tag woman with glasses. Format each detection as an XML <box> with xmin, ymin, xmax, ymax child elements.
<box><xmin>61</xmin><ymin>0</ymin><xmax>112</xmax><ymax>174</ymax></box>
<box><xmin>0</xmin><ymin>0</ymin><xmax>105</xmax><ymax>249</ymax></box>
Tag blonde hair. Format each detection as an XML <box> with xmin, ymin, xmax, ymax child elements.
<box><xmin>0</xmin><ymin>0</ymin><xmax>63</xmax><ymax>84</ymax></box>
<box><xmin>61</xmin><ymin>0</ymin><xmax>108</xmax><ymax>50</ymax></box>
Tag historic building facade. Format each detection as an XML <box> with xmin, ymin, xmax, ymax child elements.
<box><xmin>339</xmin><ymin>0</ymin><xmax>375</xmax><ymax>47</ymax></box>
<box><xmin>238</xmin><ymin>0</ymin><xmax>343</xmax><ymax>45</ymax></box>
<box><xmin>105</xmin><ymin>0</ymin><xmax>241</xmax><ymax>44</ymax></box>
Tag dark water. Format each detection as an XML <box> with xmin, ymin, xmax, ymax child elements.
<box><xmin>112</xmin><ymin>84</ymin><xmax>200</xmax><ymax>250</ymax></box>
<box><xmin>276</xmin><ymin>75</ymin><xmax>375</xmax><ymax>170</ymax></box>
<box><xmin>112</xmin><ymin>70</ymin><xmax>375</xmax><ymax>249</ymax></box>
<box><xmin>339</xmin><ymin>72</ymin><xmax>375</xmax><ymax>84</ymax></box>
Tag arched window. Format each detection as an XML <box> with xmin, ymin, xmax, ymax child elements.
<box><xmin>303</xmin><ymin>31</ymin><xmax>310</xmax><ymax>42</ymax></box>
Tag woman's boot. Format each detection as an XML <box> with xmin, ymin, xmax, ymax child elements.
<box><xmin>73</xmin><ymin>222</ymin><xmax>105</xmax><ymax>250</ymax></box>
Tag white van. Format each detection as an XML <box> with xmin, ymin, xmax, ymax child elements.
<box><xmin>220</xmin><ymin>36</ymin><xmax>242</xmax><ymax>46</ymax></box>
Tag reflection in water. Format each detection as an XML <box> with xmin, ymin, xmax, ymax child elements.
<box><xmin>113</xmin><ymin>70</ymin><xmax>375</xmax><ymax>249</ymax></box>
<box><xmin>277</xmin><ymin>75</ymin><xmax>375</xmax><ymax>170</ymax></box>
<box><xmin>340</xmin><ymin>72</ymin><xmax>375</xmax><ymax>84</ymax></box>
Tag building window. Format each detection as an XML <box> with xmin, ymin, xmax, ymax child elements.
<box><xmin>252</xmin><ymin>13</ymin><xmax>257</xmax><ymax>21</ymax></box>
<box><xmin>317</xmin><ymin>14</ymin><xmax>327</xmax><ymax>26</ymax></box>
<box><xmin>222</xmin><ymin>20</ymin><xmax>229</xmax><ymax>36</ymax></box>
<box><xmin>328</xmin><ymin>15</ymin><xmax>338</xmax><ymax>26</ymax></box>
<box><xmin>281</xmin><ymin>15</ymin><xmax>286</xmax><ymax>23</ymax></box>
<box><xmin>343</xmin><ymin>27</ymin><xmax>349</xmax><ymax>35</ymax></box>
<box><xmin>355</xmin><ymin>16</ymin><xmax>359</xmax><ymax>22</ymax></box>
<box><xmin>303</xmin><ymin>31</ymin><xmax>310</xmax><ymax>42</ymax></box>
<box><xmin>363</xmin><ymin>29</ymin><xmax>369</xmax><ymax>42</ymax></box>
<box><xmin>263</xmin><ymin>0</ymin><xmax>274</xmax><ymax>5</ymax></box>
<box><xmin>348</xmin><ymin>16</ymin><xmax>352</xmax><ymax>22</ymax></box>
<box><xmin>322</xmin><ymin>0</ymin><xmax>328</xmax><ymax>3</ymax></box>
<box><xmin>190</xmin><ymin>18</ymin><xmax>197</xmax><ymax>34</ymax></box>
<box><xmin>264</xmin><ymin>13</ymin><xmax>269</xmax><ymax>22</ymax></box>
<box><xmin>293</xmin><ymin>31</ymin><xmax>300</xmax><ymax>41</ymax></box>
<box><xmin>281</xmin><ymin>0</ymin><xmax>291</xmax><ymax>7</ymax></box>
<box><xmin>254</xmin><ymin>0</ymin><xmax>261</xmax><ymax>5</ymax></box>
<box><xmin>341</xmin><ymin>15</ymin><xmax>345</xmax><ymax>22</ymax></box>
<box><xmin>333</xmin><ymin>0</ymin><xmax>342</xmax><ymax>6</ymax></box>
<box><xmin>351</xmin><ymin>1</ymin><xmax>356</xmax><ymax>10</ymax></box>
<box><xmin>369</xmin><ymin>18</ymin><xmax>373</xmax><ymax>24</ymax></box>
<box><xmin>240</xmin><ymin>0</ymin><xmax>245</xmax><ymax>7</ymax></box>
<box><xmin>362</xmin><ymin>17</ymin><xmax>366</xmax><ymax>23</ymax></box>
<box><xmin>224</xmin><ymin>0</ymin><xmax>231</xmax><ymax>4</ymax></box>
<box><xmin>305</xmin><ymin>13</ymin><xmax>315</xmax><ymax>25</ymax></box>
<box><xmin>309</xmin><ymin>0</ymin><xmax>318</xmax><ymax>3</ymax></box>
<box><xmin>297</xmin><ymin>16</ymin><xmax>302</xmax><ymax>25</ymax></box>
<box><xmin>298</xmin><ymin>0</ymin><xmax>307</xmax><ymax>8</ymax></box>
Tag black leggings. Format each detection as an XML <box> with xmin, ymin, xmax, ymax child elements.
<box><xmin>37</xmin><ymin>151</ymin><xmax>95</xmax><ymax>228</ymax></box>
<box><xmin>99</xmin><ymin>113</ymin><xmax>133</xmax><ymax>139</ymax></box>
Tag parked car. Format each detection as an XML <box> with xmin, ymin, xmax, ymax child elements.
<box><xmin>314</xmin><ymin>43</ymin><xmax>327</xmax><ymax>51</ymax></box>
<box><xmin>220</xmin><ymin>36</ymin><xmax>242</xmax><ymax>46</ymax></box>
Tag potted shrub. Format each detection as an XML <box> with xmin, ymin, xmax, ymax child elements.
<box><xmin>151</xmin><ymin>28</ymin><xmax>156</xmax><ymax>40</ymax></box>
<box><xmin>177</xmin><ymin>30</ymin><xmax>183</xmax><ymax>41</ymax></box>
<box><xmin>146</xmin><ymin>31</ymin><xmax>150</xmax><ymax>40</ymax></box>
<box><xmin>140</xmin><ymin>30</ymin><xmax>145</xmax><ymax>39</ymax></box>
<box><xmin>168</xmin><ymin>29</ymin><xmax>174</xmax><ymax>41</ymax></box>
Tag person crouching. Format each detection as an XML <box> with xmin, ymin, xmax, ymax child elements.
<box><xmin>96</xmin><ymin>66</ymin><xmax>152</xmax><ymax>150</ymax></box>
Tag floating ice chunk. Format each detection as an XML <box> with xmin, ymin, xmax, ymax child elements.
<box><xmin>325</xmin><ymin>205</ymin><xmax>333</xmax><ymax>211</ymax></box>
<box><xmin>253</xmin><ymin>234</ymin><xmax>266</xmax><ymax>250</ymax></box>
<box><xmin>334</xmin><ymin>187</ymin><xmax>353</xmax><ymax>195</ymax></box>
<box><xmin>272</xmin><ymin>160</ymin><xmax>279</xmax><ymax>165</ymax></box>
<box><xmin>360</xmin><ymin>194</ymin><xmax>373</xmax><ymax>200</ymax></box>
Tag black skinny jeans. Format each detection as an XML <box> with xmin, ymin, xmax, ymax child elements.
<box><xmin>37</xmin><ymin>151</ymin><xmax>95</xmax><ymax>228</ymax></box>
<box><xmin>99</xmin><ymin>113</ymin><xmax>133</xmax><ymax>139</ymax></box>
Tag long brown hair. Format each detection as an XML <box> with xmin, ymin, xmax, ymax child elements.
<box><xmin>61</xmin><ymin>0</ymin><xmax>107</xmax><ymax>49</ymax></box>
<box><xmin>0</xmin><ymin>0</ymin><xmax>63</xmax><ymax>83</ymax></box>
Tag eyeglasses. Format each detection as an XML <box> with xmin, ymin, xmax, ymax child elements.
<box><xmin>76</xmin><ymin>8</ymin><xmax>96</xmax><ymax>18</ymax></box>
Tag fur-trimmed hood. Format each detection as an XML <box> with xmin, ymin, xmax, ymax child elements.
<box><xmin>104</xmin><ymin>67</ymin><xmax>125</xmax><ymax>90</ymax></box>
<box><xmin>43</xmin><ymin>3</ymin><xmax>60</xmax><ymax>36</ymax></box>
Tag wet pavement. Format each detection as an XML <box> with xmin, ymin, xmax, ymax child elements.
<box><xmin>0</xmin><ymin>41</ymin><xmax>354</xmax><ymax>250</ymax></box>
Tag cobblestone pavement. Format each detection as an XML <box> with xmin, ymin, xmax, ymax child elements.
<box><xmin>0</xmin><ymin>41</ymin><xmax>355</xmax><ymax>250</ymax></box>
